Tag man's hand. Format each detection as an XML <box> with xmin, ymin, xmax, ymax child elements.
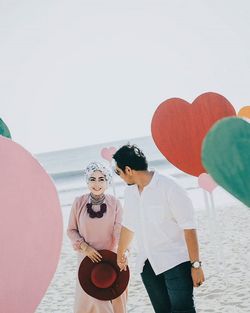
<box><xmin>184</xmin><ymin>229</ymin><xmax>205</xmax><ymax>287</ymax></box>
<box><xmin>117</xmin><ymin>251</ymin><xmax>128</xmax><ymax>271</ymax></box>
<box><xmin>191</xmin><ymin>267</ymin><xmax>205</xmax><ymax>287</ymax></box>
<box><xmin>116</xmin><ymin>226</ymin><xmax>134</xmax><ymax>271</ymax></box>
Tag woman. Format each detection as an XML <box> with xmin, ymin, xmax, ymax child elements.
<box><xmin>67</xmin><ymin>161</ymin><xmax>127</xmax><ymax>313</ymax></box>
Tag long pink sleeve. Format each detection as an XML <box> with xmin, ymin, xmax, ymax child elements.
<box><xmin>111</xmin><ymin>199</ymin><xmax>123</xmax><ymax>250</ymax></box>
<box><xmin>67</xmin><ymin>197</ymin><xmax>85</xmax><ymax>251</ymax></box>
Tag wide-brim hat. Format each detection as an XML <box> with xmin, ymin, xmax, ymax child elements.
<box><xmin>78</xmin><ymin>249</ymin><xmax>130</xmax><ymax>300</ymax></box>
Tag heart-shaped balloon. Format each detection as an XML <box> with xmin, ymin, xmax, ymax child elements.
<box><xmin>151</xmin><ymin>92</ymin><xmax>236</xmax><ymax>176</ymax></box>
<box><xmin>0</xmin><ymin>118</ymin><xmax>11</xmax><ymax>139</ymax></box>
<box><xmin>238</xmin><ymin>106</ymin><xmax>250</xmax><ymax>119</ymax></box>
<box><xmin>0</xmin><ymin>136</ymin><xmax>63</xmax><ymax>312</ymax></box>
<box><xmin>101</xmin><ymin>147</ymin><xmax>117</xmax><ymax>162</ymax></box>
<box><xmin>202</xmin><ymin>117</ymin><xmax>250</xmax><ymax>207</ymax></box>
<box><xmin>198</xmin><ymin>173</ymin><xmax>217</xmax><ymax>193</ymax></box>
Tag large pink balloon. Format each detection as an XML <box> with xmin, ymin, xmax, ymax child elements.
<box><xmin>0</xmin><ymin>136</ymin><xmax>63</xmax><ymax>313</ymax></box>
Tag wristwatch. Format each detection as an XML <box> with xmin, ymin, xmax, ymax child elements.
<box><xmin>191</xmin><ymin>261</ymin><xmax>202</xmax><ymax>269</ymax></box>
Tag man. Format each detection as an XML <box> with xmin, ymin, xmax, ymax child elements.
<box><xmin>113</xmin><ymin>144</ymin><xmax>205</xmax><ymax>313</ymax></box>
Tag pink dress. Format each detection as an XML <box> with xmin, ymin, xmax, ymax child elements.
<box><xmin>67</xmin><ymin>193</ymin><xmax>127</xmax><ymax>313</ymax></box>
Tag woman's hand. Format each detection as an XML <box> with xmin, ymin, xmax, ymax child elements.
<box><xmin>81</xmin><ymin>243</ymin><xmax>102</xmax><ymax>263</ymax></box>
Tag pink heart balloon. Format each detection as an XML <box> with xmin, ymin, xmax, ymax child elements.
<box><xmin>101</xmin><ymin>146</ymin><xmax>117</xmax><ymax>162</ymax></box>
<box><xmin>198</xmin><ymin>173</ymin><xmax>218</xmax><ymax>193</ymax></box>
<box><xmin>0</xmin><ymin>136</ymin><xmax>63</xmax><ymax>313</ymax></box>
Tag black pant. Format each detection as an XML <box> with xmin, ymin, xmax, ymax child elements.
<box><xmin>141</xmin><ymin>260</ymin><xmax>196</xmax><ymax>313</ymax></box>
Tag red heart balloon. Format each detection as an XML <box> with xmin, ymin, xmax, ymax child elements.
<box><xmin>151</xmin><ymin>92</ymin><xmax>236</xmax><ymax>176</ymax></box>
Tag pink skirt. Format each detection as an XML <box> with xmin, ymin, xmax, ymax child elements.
<box><xmin>74</xmin><ymin>253</ymin><xmax>127</xmax><ymax>313</ymax></box>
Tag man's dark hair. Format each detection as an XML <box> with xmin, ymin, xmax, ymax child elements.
<box><xmin>113</xmin><ymin>144</ymin><xmax>148</xmax><ymax>171</ymax></box>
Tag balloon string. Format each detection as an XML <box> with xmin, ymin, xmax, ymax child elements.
<box><xmin>203</xmin><ymin>189</ymin><xmax>228</xmax><ymax>287</ymax></box>
<box><xmin>209</xmin><ymin>193</ymin><xmax>228</xmax><ymax>285</ymax></box>
<box><xmin>109</xmin><ymin>161</ymin><xmax>116</xmax><ymax>197</ymax></box>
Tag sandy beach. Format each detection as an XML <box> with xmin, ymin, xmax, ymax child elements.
<box><xmin>36</xmin><ymin>190</ymin><xmax>250</xmax><ymax>313</ymax></box>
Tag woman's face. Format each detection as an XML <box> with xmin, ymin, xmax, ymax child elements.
<box><xmin>87</xmin><ymin>170</ymin><xmax>108</xmax><ymax>195</ymax></box>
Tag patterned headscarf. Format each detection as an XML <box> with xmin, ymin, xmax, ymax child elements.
<box><xmin>83</xmin><ymin>161</ymin><xmax>112</xmax><ymax>184</ymax></box>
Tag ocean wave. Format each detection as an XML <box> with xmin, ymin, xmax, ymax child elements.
<box><xmin>50</xmin><ymin>159</ymin><xmax>173</xmax><ymax>180</ymax></box>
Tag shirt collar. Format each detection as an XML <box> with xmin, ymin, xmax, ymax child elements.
<box><xmin>145</xmin><ymin>170</ymin><xmax>158</xmax><ymax>189</ymax></box>
<box><xmin>132</xmin><ymin>170</ymin><xmax>158</xmax><ymax>193</ymax></box>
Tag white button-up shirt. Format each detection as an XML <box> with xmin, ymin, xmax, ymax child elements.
<box><xmin>122</xmin><ymin>171</ymin><xmax>196</xmax><ymax>275</ymax></box>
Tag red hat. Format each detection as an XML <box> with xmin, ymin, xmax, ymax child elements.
<box><xmin>78</xmin><ymin>249</ymin><xmax>130</xmax><ymax>300</ymax></box>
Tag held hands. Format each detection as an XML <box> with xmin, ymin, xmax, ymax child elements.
<box><xmin>80</xmin><ymin>242</ymin><xmax>102</xmax><ymax>263</ymax></box>
<box><xmin>117</xmin><ymin>250</ymin><xmax>129</xmax><ymax>271</ymax></box>
<box><xmin>191</xmin><ymin>267</ymin><xmax>205</xmax><ymax>287</ymax></box>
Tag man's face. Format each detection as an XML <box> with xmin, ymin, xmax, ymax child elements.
<box><xmin>114</xmin><ymin>165</ymin><xmax>135</xmax><ymax>185</ymax></box>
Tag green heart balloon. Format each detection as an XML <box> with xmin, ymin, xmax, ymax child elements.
<box><xmin>0</xmin><ymin>118</ymin><xmax>12</xmax><ymax>139</ymax></box>
<box><xmin>202</xmin><ymin>117</ymin><xmax>250</xmax><ymax>207</ymax></box>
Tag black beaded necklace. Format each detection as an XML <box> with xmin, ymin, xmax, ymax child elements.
<box><xmin>86</xmin><ymin>193</ymin><xmax>107</xmax><ymax>218</ymax></box>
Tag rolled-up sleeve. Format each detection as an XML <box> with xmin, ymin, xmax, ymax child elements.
<box><xmin>67</xmin><ymin>197</ymin><xmax>85</xmax><ymax>251</ymax></box>
<box><xmin>112</xmin><ymin>199</ymin><xmax>123</xmax><ymax>249</ymax></box>
<box><xmin>168</xmin><ymin>184</ymin><xmax>197</xmax><ymax>230</ymax></box>
<box><xmin>122</xmin><ymin>188</ymin><xmax>136</xmax><ymax>233</ymax></box>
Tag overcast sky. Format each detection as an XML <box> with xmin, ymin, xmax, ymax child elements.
<box><xmin>1</xmin><ymin>0</ymin><xmax>250</xmax><ymax>153</ymax></box>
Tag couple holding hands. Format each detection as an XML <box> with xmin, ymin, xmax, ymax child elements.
<box><xmin>67</xmin><ymin>144</ymin><xmax>205</xmax><ymax>313</ymax></box>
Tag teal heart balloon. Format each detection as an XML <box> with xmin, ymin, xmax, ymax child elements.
<box><xmin>202</xmin><ymin>117</ymin><xmax>250</xmax><ymax>207</ymax></box>
<box><xmin>0</xmin><ymin>118</ymin><xmax>11</xmax><ymax>139</ymax></box>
